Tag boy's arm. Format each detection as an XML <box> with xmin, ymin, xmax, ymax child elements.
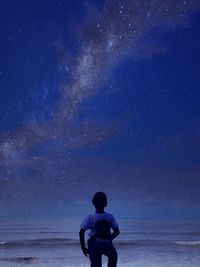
<box><xmin>79</xmin><ymin>228</ymin><xmax>89</xmax><ymax>257</ymax></box>
<box><xmin>110</xmin><ymin>227</ymin><xmax>120</xmax><ymax>240</ymax></box>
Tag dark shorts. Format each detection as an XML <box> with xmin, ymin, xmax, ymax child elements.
<box><xmin>88</xmin><ymin>238</ymin><xmax>118</xmax><ymax>267</ymax></box>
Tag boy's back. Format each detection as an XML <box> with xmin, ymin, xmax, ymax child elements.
<box><xmin>80</xmin><ymin>211</ymin><xmax>118</xmax><ymax>240</ymax></box>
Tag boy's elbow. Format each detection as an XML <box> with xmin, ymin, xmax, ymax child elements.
<box><xmin>115</xmin><ymin>227</ymin><xmax>120</xmax><ymax>235</ymax></box>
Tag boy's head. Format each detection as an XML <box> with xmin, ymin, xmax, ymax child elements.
<box><xmin>92</xmin><ymin>192</ymin><xmax>107</xmax><ymax>209</ymax></box>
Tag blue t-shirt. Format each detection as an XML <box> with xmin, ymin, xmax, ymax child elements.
<box><xmin>80</xmin><ymin>212</ymin><xmax>118</xmax><ymax>239</ymax></box>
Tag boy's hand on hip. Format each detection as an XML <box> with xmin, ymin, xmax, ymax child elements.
<box><xmin>82</xmin><ymin>247</ymin><xmax>89</xmax><ymax>257</ymax></box>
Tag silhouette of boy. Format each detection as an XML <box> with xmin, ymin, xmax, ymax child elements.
<box><xmin>79</xmin><ymin>192</ymin><xmax>120</xmax><ymax>267</ymax></box>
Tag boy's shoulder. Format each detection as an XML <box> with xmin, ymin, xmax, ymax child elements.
<box><xmin>103</xmin><ymin>211</ymin><xmax>115</xmax><ymax>217</ymax></box>
<box><xmin>83</xmin><ymin>212</ymin><xmax>116</xmax><ymax>220</ymax></box>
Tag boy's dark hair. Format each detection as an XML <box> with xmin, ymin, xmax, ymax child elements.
<box><xmin>92</xmin><ymin>192</ymin><xmax>107</xmax><ymax>208</ymax></box>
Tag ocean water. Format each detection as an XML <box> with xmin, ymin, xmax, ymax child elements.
<box><xmin>0</xmin><ymin>218</ymin><xmax>200</xmax><ymax>267</ymax></box>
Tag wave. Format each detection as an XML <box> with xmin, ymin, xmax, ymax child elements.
<box><xmin>1</xmin><ymin>238</ymin><xmax>200</xmax><ymax>249</ymax></box>
<box><xmin>123</xmin><ymin>231</ymin><xmax>200</xmax><ymax>236</ymax></box>
<box><xmin>116</xmin><ymin>240</ymin><xmax>200</xmax><ymax>248</ymax></box>
<box><xmin>0</xmin><ymin>231</ymin><xmax>68</xmax><ymax>235</ymax></box>
<box><xmin>173</xmin><ymin>241</ymin><xmax>200</xmax><ymax>247</ymax></box>
<box><xmin>1</xmin><ymin>257</ymin><xmax>38</xmax><ymax>263</ymax></box>
<box><xmin>0</xmin><ymin>238</ymin><xmax>78</xmax><ymax>248</ymax></box>
<box><xmin>1</xmin><ymin>230</ymin><xmax>200</xmax><ymax>236</ymax></box>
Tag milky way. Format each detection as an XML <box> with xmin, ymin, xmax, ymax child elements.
<box><xmin>0</xmin><ymin>0</ymin><xmax>200</xmax><ymax>219</ymax></box>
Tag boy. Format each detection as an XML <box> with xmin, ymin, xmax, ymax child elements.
<box><xmin>79</xmin><ymin>192</ymin><xmax>120</xmax><ymax>267</ymax></box>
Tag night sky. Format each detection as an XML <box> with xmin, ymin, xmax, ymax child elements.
<box><xmin>0</xmin><ymin>0</ymin><xmax>200</xmax><ymax>220</ymax></box>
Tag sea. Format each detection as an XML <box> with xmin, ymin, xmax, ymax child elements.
<box><xmin>0</xmin><ymin>217</ymin><xmax>200</xmax><ymax>267</ymax></box>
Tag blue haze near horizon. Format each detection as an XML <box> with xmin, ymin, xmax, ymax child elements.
<box><xmin>0</xmin><ymin>0</ymin><xmax>200</xmax><ymax>220</ymax></box>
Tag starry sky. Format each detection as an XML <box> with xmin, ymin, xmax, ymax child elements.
<box><xmin>0</xmin><ymin>0</ymin><xmax>200</xmax><ymax>220</ymax></box>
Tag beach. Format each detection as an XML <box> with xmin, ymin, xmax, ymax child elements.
<box><xmin>0</xmin><ymin>218</ymin><xmax>200</xmax><ymax>267</ymax></box>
